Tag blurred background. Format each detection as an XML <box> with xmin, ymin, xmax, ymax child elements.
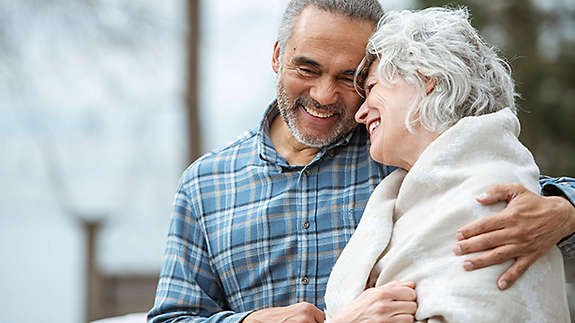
<box><xmin>0</xmin><ymin>0</ymin><xmax>573</xmax><ymax>322</ymax></box>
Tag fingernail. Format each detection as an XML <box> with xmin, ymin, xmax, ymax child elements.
<box><xmin>463</xmin><ymin>261</ymin><xmax>474</xmax><ymax>271</ymax></box>
<box><xmin>476</xmin><ymin>192</ymin><xmax>488</xmax><ymax>201</ymax></box>
<box><xmin>453</xmin><ymin>244</ymin><xmax>462</xmax><ymax>255</ymax></box>
<box><xmin>498</xmin><ymin>280</ymin><xmax>507</xmax><ymax>290</ymax></box>
<box><xmin>456</xmin><ymin>232</ymin><xmax>465</xmax><ymax>241</ymax></box>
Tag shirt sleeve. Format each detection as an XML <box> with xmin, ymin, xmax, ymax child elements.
<box><xmin>148</xmin><ymin>173</ymin><xmax>253</xmax><ymax>323</ymax></box>
<box><xmin>539</xmin><ymin>175</ymin><xmax>575</xmax><ymax>258</ymax></box>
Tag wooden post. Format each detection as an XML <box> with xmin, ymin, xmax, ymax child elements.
<box><xmin>83</xmin><ymin>219</ymin><xmax>102</xmax><ymax>323</ymax></box>
<box><xmin>187</xmin><ymin>0</ymin><xmax>201</xmax><ymax>162</ymax></box>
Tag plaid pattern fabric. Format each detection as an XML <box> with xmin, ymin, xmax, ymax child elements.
<box><xmin>541</xmin><ymin>175</ymin><xmax>575</xmax><ymax>258</ymax></box>
<box><xmin>148</xmin><ymin>102</ymin><xmax>390</xmax><ymax>322</ymax></box>
<box><xmin>149</xmin><ymin>101</ymin><xmax>575</xmax><ymax>322</ymax></box>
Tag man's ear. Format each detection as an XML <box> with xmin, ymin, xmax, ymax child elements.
<box><xmin>425</xmin><ymin>78</ymin><xmax>436</xmax><ymax>95</ymax></box>
<box><xmin>272</xmin><ymin>41</ymin><xmax>281</xmax><ymax>74</ymax></box>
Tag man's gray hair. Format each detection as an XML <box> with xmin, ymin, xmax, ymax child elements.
<box><xmin>277</xmin><ymin>0</ymin><xmax>384</xmax><ymax>57</ymax></box>
<box><xmin>360</xmin><ymin>7</ymin><xmax>518</xmax><ymax>133</ymax></box>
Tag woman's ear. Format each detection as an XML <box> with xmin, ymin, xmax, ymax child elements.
<box><xmin>425</xmin><ymin>78</ymin><xmax>437</xmax><ymax>95</ymax></box>
<box><xmin>272</xmin><ymin>41</ymin><xmax>281</xmax><ymax>74</ymax></box>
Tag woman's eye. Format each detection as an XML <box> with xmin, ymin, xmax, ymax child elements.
<box><xmin>364</xmin><ymin>83</ymin><xmax>375</xmax><ymax>94</ymax></box>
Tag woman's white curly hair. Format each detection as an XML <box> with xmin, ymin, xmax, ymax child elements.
<box><xmin>357</xmin><ymin>7</ymin><xmax>518</xmax><ymax>133</ymax></box>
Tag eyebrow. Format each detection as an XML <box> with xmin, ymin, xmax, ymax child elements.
<box><xmin>341</xmin><ymin>70</ymin><xmax>356</xmax><ymax>77</ymax></box>
<box><xmin>362</xmin><ymin>75</ymin><xmax>377</xmax><ymax>90</ymax></box>
<box><xmin>365</xmin><ymin>74</ymin><xmax>377</xmax><ymax>83</ymax></box>
<box><xmin>292</xmin><ymin>56</ymin><xmax>322</xmax><ymax>69</ymax></box>
<box><xmin>291</xmin><ymin>56</ymin><xmax>357</xmax><ymax>76</ymax></box>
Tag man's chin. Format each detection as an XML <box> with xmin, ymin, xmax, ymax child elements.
<box><xmin>291</xmin><ymin>128</ymin><xmax>337</xmax><ymax>148</ymax></box>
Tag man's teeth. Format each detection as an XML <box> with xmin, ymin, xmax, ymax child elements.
<box><xmin>304</xmin><ymin>106</ymin><xmax>335</xmax><ymax>118</ymax></box>
<box><xmin>369</xmin><ymin>121</ymin><xmax>380</xmax><ymax>134</ymax></box>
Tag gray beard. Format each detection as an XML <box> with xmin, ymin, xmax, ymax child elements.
<box><xmin>276</xmin><ymin>81</ymin><xmax>356</xmax><ymax>148</ymax></box>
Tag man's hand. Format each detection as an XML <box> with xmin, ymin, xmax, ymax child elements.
<box><xmin>453</xmin><ymin>183</ymin><xmax>575</xmax><ymax>290</ymax></box>
<box><xmin>330</xmin><ymin>281</ymin><xmax>417</xmax><ymax>323</ymax></box>
<box><xmin>243</xmin><ymin>302</ymin><xmax>325</xmax><ymax>323</ymax></box>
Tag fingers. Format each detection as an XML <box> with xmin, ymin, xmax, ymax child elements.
<box><xmin>312</xmin><ymin>305</ymin><xmax>327</xmax><ymax>322</ymax></box>
<box><xmin>496</xmin><ymin>254</ymin><xmax>538</xmax><ymax>290</ymax></box>
<box><xmin>295</xmin><ymin>302</ymin><xmax>325</xmax><ymax>322</ymax></box>
<box><xmin>244</xmin><ymin>302</ymin><xmax>324</xmax><ymax>323</ymax></box>
<box><xmin>454</xmin><ymin>228</ymin><xmax>515</xmax><ymax>255</ymax></box>
<box><xmin>454</xmin><ymin>184</ymin><xmax>565</xmax><ymax>290</ymax></box>
<box><xmin>392</xmin><ymin>286</ymin><xmax>417</xmax><ymax>302</ymax></box>
<box><xmin>391</xmin><ymin>314</ymin><xmax>416</xmax><ymax>323</ymax></box>
<box><xmin>456</xmin><ymin>213</ymin><xmax>506</xmax><ymax>241</ymax></box>
<box><xmin>333</xmin><ymin>282</ymin><xmax>417</xmax><ymax>323</ymax></box>
<box><xmin>401</xmin><ymin>281</ymin><xmax>415</xmax><ymax>289</ymax></box>
<box><xmin>378</xmin><ymin>281</ymin><xmax>417</xmax><ymax>301</ymax></box>
<box><xmin>458</xmin><ymin>183</ymin><xmax>532</xmax><ymax>243</ymax></box>
<box><xmin>460</xmin><ymin>243</ymin><xmax>521</xmax><ymax>271</ymax></box>
<box><xmin>475</xmin><ymin>183</ymin><xmax>525</xmax><ymax>205</ymax></box>
<box><xmin>382</xmin><ymin>300</ymin><xmax>417</xmax><ymax>317</ymax></box>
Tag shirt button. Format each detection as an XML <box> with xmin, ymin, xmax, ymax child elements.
<box><xmin>304</xmin><ymin>169</ymin><xmax>312</xmax><ymax>176</ymax></box>
<box><xmin>302</xmin><ymin>221</ymin><xmax>310</xmax><ymax>229</ymax></box>
<box><xmin>301</xmin><ymin>277</ymin><xmax>309</xmax><ymax>285</ymax></box>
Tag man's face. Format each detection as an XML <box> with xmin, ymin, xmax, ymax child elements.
<box><xmin>272</xmin><ymin>7</ymin><xmax>373</xmax><ymax>148</ymax></box>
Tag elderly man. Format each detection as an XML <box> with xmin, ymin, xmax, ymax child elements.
<box><xmin>148</xmin><ymin>1</ymin><xmax>575</xmax><ymax>322</ymax></box>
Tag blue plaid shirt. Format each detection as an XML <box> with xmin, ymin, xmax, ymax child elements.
<box><xmin>541</xmin><ymin>176</ymin><xmax>575</xmax><ymax>255</ymax></box>
<box><xmin>149</xmin><ymin>101</ymin><xmax>575</xmax><ymax>323</ymax></box>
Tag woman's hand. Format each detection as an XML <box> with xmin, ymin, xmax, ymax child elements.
<box><xmin>330</xmin><ymin>281</ymin><xmax>417</xmax><ymax>323</ymax></box>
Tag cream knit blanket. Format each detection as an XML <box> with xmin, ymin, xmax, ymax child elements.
<box><xmin>324</xmin><ymin>108</ymin><xmax>570</xmax><ymax>322</ymax></box>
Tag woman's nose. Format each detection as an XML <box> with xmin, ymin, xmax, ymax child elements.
<box><xmin>355</xmin><ymin>101</ymin><xmax>369</xmax><ymax>124</ymax></box>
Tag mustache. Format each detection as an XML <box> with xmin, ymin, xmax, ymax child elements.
<box><xmin>295</xmin><ymin>96</ymin><xmax>343</xmax><ymax>114</ymax></box>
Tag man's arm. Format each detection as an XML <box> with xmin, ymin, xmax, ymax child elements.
<box><xmin>147</xmin><ymin>179</ymin><xmax>252</xmax><ymax>323</ymax></box>
<box><xmin>540</xmin><ymin>176</ymin><xmax>575</xmax><ymax>256</ymax></box>
<box><xmin>452</xmin><ymin>176</ymin><xmax>575</xmax><ymax>290</ymax></box>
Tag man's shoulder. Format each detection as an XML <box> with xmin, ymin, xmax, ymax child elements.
<box><xmin>183</xmin><ymin>128</ymin><xmax>261</xmax><ymax>180</ymax></box>
<box><xmin>332</xmin><ymin>126</ymin><xmax>374</xmax><ymax>162</ymax></box>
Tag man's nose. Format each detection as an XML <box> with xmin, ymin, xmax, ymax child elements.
<box><xmin>355</xmin><ymin>101</ymin><xmax>369</xmax><ymax>124</ymax></box>
<box><xmin>310</xmin><ymin>78</ymin><xmax>338</xmax><ymax>106</ymax></box>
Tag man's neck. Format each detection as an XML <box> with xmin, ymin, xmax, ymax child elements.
<box><xmin>269</xmin><ymin>115</ymin><xmax>321</xmax><ymax>166</ymax></box>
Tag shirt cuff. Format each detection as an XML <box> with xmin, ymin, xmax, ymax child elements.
<box><xmin>540</xmin><ymin>177</ymin><xmax>575</xmax><ymax>257</ymax></box>
<box><xmin>558</xmin><ymin>235</ymin><xmax>575</xmax><ymax>259</ymax></box>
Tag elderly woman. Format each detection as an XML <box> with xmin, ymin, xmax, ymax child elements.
<box><xmin>324</xmin><ymin>7</ymin><xmax>570</xmax><ymax>322</ymax></box>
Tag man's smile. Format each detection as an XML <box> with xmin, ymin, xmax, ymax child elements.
<box><xmin>302</xmin><ymin>105</ymin><xmax>336</xmax><ymax>119</ymax></box>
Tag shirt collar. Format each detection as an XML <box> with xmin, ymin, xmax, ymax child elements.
<box><xmin>257</xmin><ymin>100</ymin><xmax>357</xmax><ymax>168</ymax></box>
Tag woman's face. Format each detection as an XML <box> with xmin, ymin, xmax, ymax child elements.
<box><xmin>355</xmin><ymin>61</ymin><xmax>432</xmax><ymax>169</ymax></box>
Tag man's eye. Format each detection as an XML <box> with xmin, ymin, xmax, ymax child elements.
<box><xmin>297</xmin><ymin>67</ymin><xmax>316</xmax><ymax>75</ymax></box>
